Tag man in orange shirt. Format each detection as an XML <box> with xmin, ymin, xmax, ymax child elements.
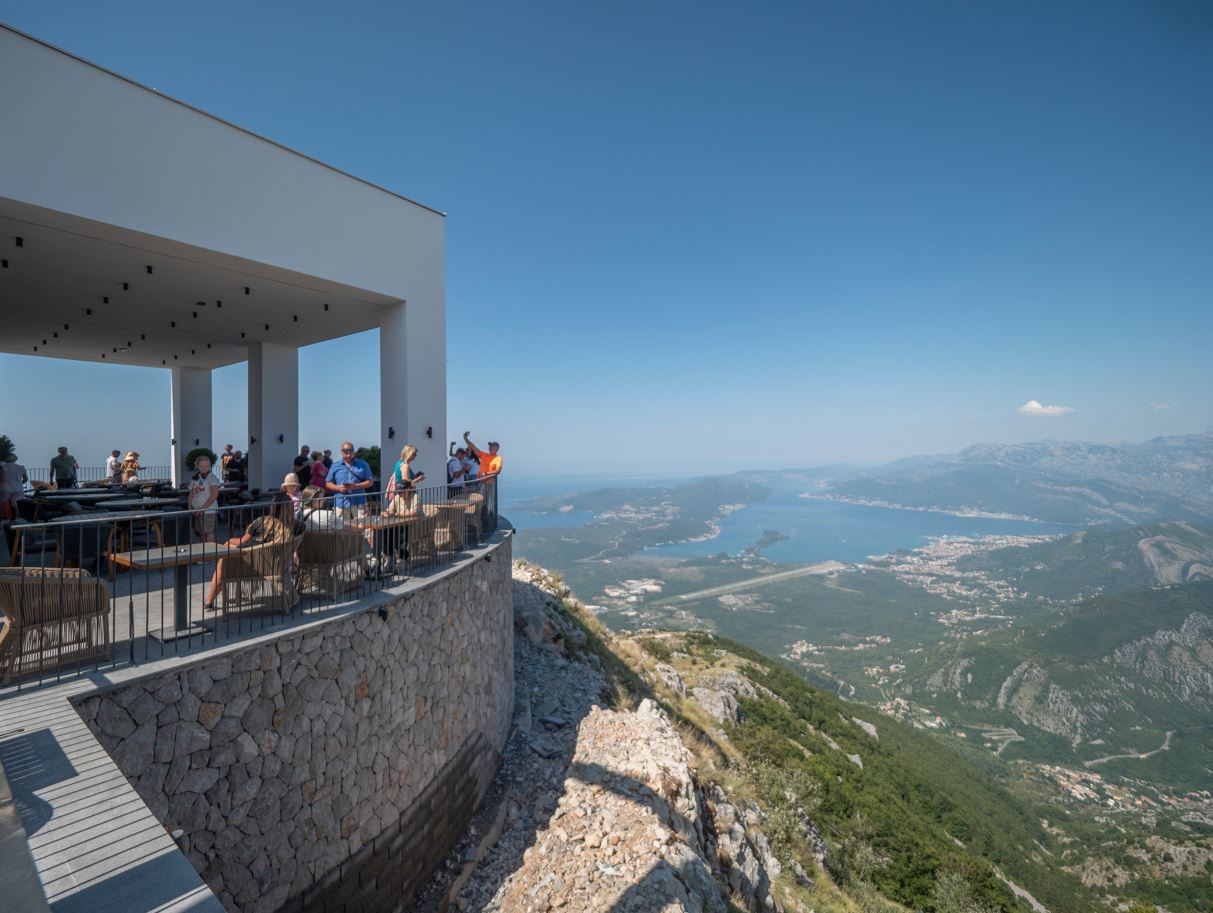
<box><xmin>463</xmin><ymin>432</ymin><xmax>502</xmax><ymax>476</ymax></box>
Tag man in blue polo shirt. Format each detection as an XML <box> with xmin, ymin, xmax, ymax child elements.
<box><xmin>325</xmin><ymin>441</ymin><xmax>374</xmax><ymax>518</ymax></box>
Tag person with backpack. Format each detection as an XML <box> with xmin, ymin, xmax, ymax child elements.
<box><xmin>385</xmin><ymin>444</ymin><xmax>425</xmax><ymax>516</ymax></box>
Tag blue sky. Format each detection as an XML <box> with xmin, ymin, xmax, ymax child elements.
<box><xmin>2</xmin><ymin>1</ymin><xmax>1211</xmax><ymax>477</ymax></box>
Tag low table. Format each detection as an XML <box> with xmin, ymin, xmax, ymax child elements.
<box><xmin>349</xmin><ymin>514</ymin><xmax>419</xmax><ymax>578</ymax></box>
<box><xmin>110</xmin><ymin>542</ymin><xmax>253</xmax><ymax>641</ymax></box>
<box><xmin>104</xmin><ymin>497</ymin><xmax>186</xmax><ymax>510</ymax></box>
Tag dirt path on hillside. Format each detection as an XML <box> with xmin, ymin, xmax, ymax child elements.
<box><xmin>1084</xmin><ymin>730</ymin><xmax>1174</xmax><ymax>767</ymax></box>
<box><xmin>655</xmin><ymin>561</ymin><xmax>846</xmax><ymax>606</ymax></box>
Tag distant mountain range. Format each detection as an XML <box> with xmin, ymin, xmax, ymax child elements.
<box><xmin>817</xmin><ymin>432</ymin><xmax>1213</xmax><ymax>525</ymax></box>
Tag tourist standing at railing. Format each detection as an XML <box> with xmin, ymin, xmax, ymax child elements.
<box><xmin>121</xmin><ymin>451</ymin><xmax>142</xmax><ymax>482</ymax></box>
<box><xmin>322</xmin><ymin>448</ymin><xmax>333</xmax><ymax>470</ymax></box>
<box><xmin>227</xmin><ymin>450</ymin><xmax>245</xmax><ymax>484</ymax></box>
<box><xmin>309</xmin><ymin>452</ymin><xmax>329</xmax><ymax>488</ymax></box>
<box><xmin>386</xmin><ymin>444</ymin><xmax>424</xmax><ymax>515</ymax></box>
<box><xmin>447</xmin><ymin>447</ymin><xmax>467</xmax><ymax>495</ymax></box>
<box><xmin>463</xmin><ymin>432</ymin><xmax>502</xmax><ymax>476</ymax></box>
<box><xmin>220</xmin><ymin>444</ymin><xmax>235</xmax><ymax>481</ymax></box>
<box><xmin>49</xmin><ymin>446</ymin><xmax>79</xmax><ymax>488</ymax></box>
<box><xmin>464</xmin><ymin>448</ymin><xmax>480</xmax><ymax>482</ymax></box>
<box><xmin>188</xmin><ymin>454</ymin><xmax>221</xmax><ymax>542</ymax></box>
<box><xmin>105</xmin><ymin>449</ymin><xmax>122</xmax><ymax>483</ymax></box>
<box><xmin>1</xmin><ymin>453</ymin><xmax>27</xmax><ymax>510</ymax></box>
<box><xmin>325</xmin><ymin>441</ymin><xmax>374</xmax><ymax>519</ymax></box>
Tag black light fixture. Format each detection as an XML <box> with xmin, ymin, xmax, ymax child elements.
<box><xmin>244</xmin><ymin>286</ymin><xmax>250</xmax><ymax>295</ymax></box>
<box><xmin>162</xmin><ymin>359</ymin><xmax>167</xmax><ymax>365</ymax></box>
<box><xmin>42</xmin><ymin>339</ymin><xmax>47</xmax><ymax>345</ymax></box>
<box><xmin>277</xmin><ymin>434</ymin><xmax>284</xmax><ymax>443</ymax></box>
<box><xmin>127</xmin><ymin>341</ymin><xmax>132</xmax><ymax>347</ymax></box>
<box><xmin>196</xmin><ymin>301</ymin><xmax>205</xmax><ymax>307</ymax></box>
<box><xmin>194</xmin><ymin>438</ymin><xmax>200</xmax><ymax>446</ymax></box>
<box><xmin>122</xmin><ymin>282</ymin><xmax>129</xmax><ymax>291</ymax></box>
<box><xmin>33</xmin><ymin>345</ymin><xmax>38</xmax><ymax>351</ymax></box>
<box><xmin>388</xmin><ymin>426</ymin><xmax>396</xmax><ymax>439</ymax></box>
<box><xmin>206</xmin><ymin>343</ymin><xmax>211</xmax><ymax>349</ymax></box>
<box><xmin>103</xmin><ymin>296</ymin><xmax>109</xmax><ymax>304</ymax></box>
<box><xmin>112</xmin><ymin>347</ymin><xmax>117</xmax><ymax>353</ymax></box>
<box><xmin>426</xmin><ymin>426</ymin><xmax>433</xmax><ymax>439</ymax></box>
<box><xmin>323</xmin><ymin>303</ymin><xmax>329</xmax><ymax>311</ymax></box>
<box><xmin>293</xmin><ymin>314</ymin><xmax>298</xmax><ymax>322</ymax></box>
<box><xmin>64</xmin><ymin>323</ymin><xmax>69</xmax><ymax>330</ymax></box>
<box><xmin>170</xmin><ymin>321</ymin><xmax>176</xmax><ymax>328</ymax></box>
<box><xmin>101</xmin><ymin>353</ymin><xmax>106</xmax><ymax>359</ymax></box>
<box><xmin>140</xmin><ymin>334</ymin><xmax>145</xmax><ymax>340</ymax></box>
<box><xmin>216</xmin><ymin>300</ymin><xmax>222</xmax><ymax>308</ymax></box>
<box><xmin>264</xmin><ymin>323</ymin><xmax>270</xmax><ymax>331</ymax></box>
<box><xmin>86</xmin><ymin>308</ymin><xmax>92</xmax><ymax>315</ymax></box>
<box><xmin>192</xmin><ymin>311</ymin><xmax>198</xmax><ymax>319</ymax></box>
<box><xmin>2</xmin><ymin>259</ymin><xmax>8</xmax><ymax>269</ymax></box>
<box><xmin>146</xmin><ymin>265</ymin><xmax>153</xmax><ymax>274</ymax></box>
<box><xmin>53</xmin><ymin>332</ymin><xmax>58</xmax><ymax>338</ymax></box>
<box><xmin>250</xmin><ymin>435</ymin><xmax>256</xmax><ymax>445</ymax></box>
<box><xmin>240</xmin><ymin>332</ymin><xmax>246</xmax><ymax>338</ymax></box>
<box><xmin>173</xmin><ymin>354</ymin><xmax>178</xmax><ymax>360</ymax></box>
<box><xmin>171</xmin><ymin>438</ymin><xmax>176</xmax><ymax>446</ymax></box>
<box><xmin>191</xmin><ymin>349</ymin><xmax>196</xmax><ymax>355</ymax></box>
<box><xmin>14</xmin><ymin>237</ymin><xmax>22</xmax><ymax>248</ymax></box>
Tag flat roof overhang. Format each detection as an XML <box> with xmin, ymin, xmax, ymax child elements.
<box><xmin>0</xmin><ymin>198</ymin><xmax>398</xmax><ymax>370</ymax></box>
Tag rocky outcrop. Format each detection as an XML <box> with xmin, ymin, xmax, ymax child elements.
<box><xmin>491</xmin><ymin>699</ymin><xmax>781</xmax><ymax>912</ymax></box>
<box><xmin>414</xmin><ymin>563</ymin><xmax>786</xmax><ymax>913</ymax></box>
<box><xmin>690</xmin><ymin>687</ymin><xmax>743</xmax><ymax>724</ymax></box>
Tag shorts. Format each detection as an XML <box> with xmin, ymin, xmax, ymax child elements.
<box><xmin>193</xmin><ymin>512</ymin><xmax>217</xmax><ymax>538</ymax></box>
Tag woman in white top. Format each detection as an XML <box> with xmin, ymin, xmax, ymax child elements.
<box><xmin>188</xmin><ymin>455</ymin><xmax>221</xmax><ymax>542</ymax></box>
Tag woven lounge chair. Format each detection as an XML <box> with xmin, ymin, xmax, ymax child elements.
<box><xmin>0</xmin><ymin>567</ymin><xmax>111</xmax><ymax>684</ymax></box>
<box><xmin>297</xmin><ymin>529</ymin><xmax>366</xmax><ymax>598</ymax></box>
<box><xmin>219</xmin><ymin>535</ymin><xmax>302</xmax><ymax>616</ymax></box>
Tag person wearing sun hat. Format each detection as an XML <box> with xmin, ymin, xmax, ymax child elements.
<box><xmin>121</xmin><ymin>451</ymin><xmax>142</xmax><ymax>482</ymax></box>
<box><xmin>281</xmin><ymin>472</ymin><xmax>303</xmax><ymax>514</ymax></box>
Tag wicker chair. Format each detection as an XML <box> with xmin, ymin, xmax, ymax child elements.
<box><xmin>218</xmin><ymin>535</ymin><xmax>303</xmax><ymax>616</ymax></box>
<box><xmin>0</xmin><ymin>567</ymin><xmax>111</xmax><ymax>684</ymax></box>
<box><xmin>297</xmin><ymin>529</ymin><xmax>366</xmax><ymax>598</ymax></box>
<box><xmin>433</xmin><ymin>504</ymin><xmax>467</xmax><ymax>554</ymax></box>
<box><xmin>454</xmin><ymin>492</ymin><xmax>485</xmax><ymax>545</ymax></box>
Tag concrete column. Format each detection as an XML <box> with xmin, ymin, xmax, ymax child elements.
<box><xmin>247</xmin><ymin>342</ymin><xmax>298</xmax><ymax>491</ymax></box>
<box><xmin>380</xmin><ymin>294</ymin><xmax>446</xmax><ymax>487</ymax></box>
<box><xmin>170</xmin><ymin>366</ymin><xmax>213</xmax><ymax>485</ymax></box>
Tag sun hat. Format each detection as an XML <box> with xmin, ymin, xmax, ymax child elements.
<box><xmin>124</xmin><ymin>451</ymin><xmax>139</xmax><ymax>460</ymax></box>
<box><xmin>281</xmin><ymin>473</ymin><xmax>300</xmax><ymax>488</ymax></box>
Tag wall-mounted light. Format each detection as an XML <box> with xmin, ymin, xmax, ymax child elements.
<box><xmin>250</xmin><ymin>435</ymin><xmax>256</xmax><ymax>445</ymax></box>
<box><xmin>426</xmin><ymin>426</ymin><xmax>433</xmax><ymax>439</ymax></box>
<box><xmin>194</xmin><ymin>438</ymin><xmax>200</xmax><ymax>446</ymax></box>
<box><xmin>388</xmin><ymin>426</ymin><xmax>395</xmax><ymax>439</ymax></box>
<box><xmin>171</xmin><ymin>438</ymin><xmax>176</xmax><ymax>446</ymax></box>
<box><xmin>277</xmin><ymin>434</ymin><xmax>284</xmax><ymax>444</ymax></box>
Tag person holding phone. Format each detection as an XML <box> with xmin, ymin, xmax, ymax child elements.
<box><xmin>324</xmin><ymin>441</ymin><xmax>374</xmax><ymax>520</ymax></box>
<box><xmin>386</xmin><ymin>444</ymin><xmax>425</xmax><ymax>515</ymax></box>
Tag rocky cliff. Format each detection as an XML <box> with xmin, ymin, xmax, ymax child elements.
<box><xmin>407</xmin><ymin>562</ymin><xmax>789</xmax><ymax>913</ymax></box>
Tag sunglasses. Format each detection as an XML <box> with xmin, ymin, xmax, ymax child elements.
<box><xmin>341</xmin><ymin>448</ymin><xmax>354</xmax><ymax>453</ymax></box>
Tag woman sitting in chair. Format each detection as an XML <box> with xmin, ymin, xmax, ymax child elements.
<box><xmin>203</xmin><ymin>491</ymin><xmax>299</xmax><ymax>609</ymax></box>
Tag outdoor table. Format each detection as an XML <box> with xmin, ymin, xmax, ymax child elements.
<box><xmin>34</xmin><ymin>490</ymin><xmax>125</xmax><ymax>502</ymax></box>
<box><xmin>349</xmin><ymin>514</ymin><xmax>419</xmax><ymax>578</ymax></box>
<box><xmin>104</xmin><ymin>497</ymin><xmax>186</xmax><ymax>510</ymax></box>
<box><xmin>46</xmin><ymin>510</ymin><xmax>159</xmax><ymax>573</ymax></box>
<box><xmin>109</xmin><ymin>542</ymin><xmax>262</xmax><ymax>641</ymax></box>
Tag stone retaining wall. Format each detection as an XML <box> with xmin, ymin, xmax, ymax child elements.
<box><xmin>73</xmin><ymin>537</ymin><xmax>514</xmax><ymax>913</ymax></box>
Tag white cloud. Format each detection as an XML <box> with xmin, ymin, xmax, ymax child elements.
<box><xmin>1017</xmin><ymin>400</ymin><xmax>1074</xmax><ymax>417</ymax></box>
<box><xmin>1148</xmin><ymin>402</ymin><xmax>1172</xmax><ymax>411</ymax></box>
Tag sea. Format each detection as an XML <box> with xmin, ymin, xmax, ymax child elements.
<box><xmin>503</xmin><ymin>476</ymin><xmax>1073</xmax><ymax>565</ymax></box>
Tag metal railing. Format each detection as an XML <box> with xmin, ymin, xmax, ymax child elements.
<box><xmin>25</xmin><ymin>465</ymin><xmax>173</xmax><ymax>485</ymax></box>
<box><xmin>0</xmin><ymin>475</ymin><xmax>498</xmax><ymax>689</ymax></box>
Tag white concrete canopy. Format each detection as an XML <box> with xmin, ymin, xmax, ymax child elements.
<box><xmin>0</xmin><ymin>23</ymin><xmax>448</xmax><ymax>485</ymax></box>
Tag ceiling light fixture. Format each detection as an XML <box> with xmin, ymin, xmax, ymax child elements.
<box><xmin>1</xmin><ymin>260</ymin><xmax>8</xmax><ymax>269</ymax></box>
<box><xmin>293</xmin><ymin>314</ymin><xmax>298</xmax><ymax>322</ymax></box>
<box><xmin>103</xmin><ymin>296</ymin><xmax>109</xmax><ymax>304</ymax></box>
<box><xmin>244</xmin><ymin>286</ymin><xmax>250</xmax><ymax>295</ymax></box>
<box><xmin>146</xmin><ymin>265</ymin><xmax>153</xmax><ymax>274</ymax></box>
<box><xmin>122</xmin><ymin>282</ymin><xmax>129</xmax><ymax>291</ymax></box>
<box><xmin>15</xmin><ymin>237</ymin><xmax>23</xmax><ymax>247</ymax></box>
<box><xmin>86</xmin><ymin>308</ymin><xmax>92</xmax><ymax>315</ymax></box>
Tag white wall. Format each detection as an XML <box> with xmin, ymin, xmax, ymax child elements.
<box><xmin>247</xmin><ymin>343</ymin><xmax>298</xmax><ymax>491</ymax></box>
<box><xmin>170</xmin><ymin>366</ymin><xmax>213</xmax><ymax>485</ymax></box>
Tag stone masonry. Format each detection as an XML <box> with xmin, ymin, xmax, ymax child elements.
<box><xmin>73</xmin><ymin>538</ymin><xmax>514</xmax><ymax>913</ymax></box>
